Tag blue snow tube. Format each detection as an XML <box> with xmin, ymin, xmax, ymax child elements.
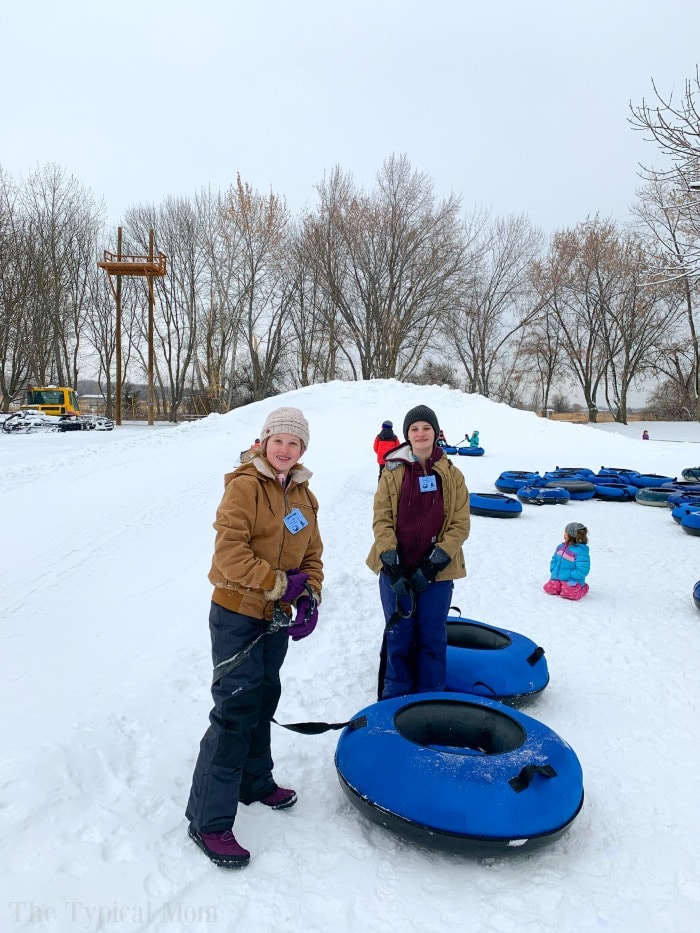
<box><xmin>457</xmin><ymin>446</ymin><xmax>485</xmax><ymax>456</ymax></box>
<box><xmin>442</xmin><ymin>445</ymin><xmax>458</xmax><ymax>455</ymax></box>
<box><xmin>469</xmin><ymin>492</ymin><xmax>522</xmax><ymax>518</ymax></box>
<box><xmin>445</xmin><ymin>613</ymin><xmax>549</xmax><ymax>705</ymax></box>
<box><xmin>629</xmin><ymin>473</ymin><xmax>676</xmax><ymax>489</ymax></box>
<box><xmin>495</xmin><ymin>471</ymin><xmax>540</xmax><ymax>493</ymax></box>
<box><xmin>517</xmin><ymin>484</ymin><xmax>570</xmax><ymax>505</ymax></box>
<box><xmin>693</xmin><ymin>580</ymin><xmax>700</xmax><ymax>609</ymax></box>
<box><xmin>682</xmin><ymin>467</ymin><xmax>700</xmax><ymax>481</ymax></box>
<box><xmin>591</xmin><ymin>479</ymin><xmax>637</xmax><ymax>501</ymax></box>
<box><xmin>666</xmin><ymin>491</ymin><xmax>700</xmax><ymax>509</ymax></box>
<box><xmin>553</xmin><ymin>466</ymin><xmax>596</xmax><ymax>477</ymax></box>
<box><xmin>335</xmin><ymin>693</ymin><xmax>584</xmax><ymax>856</ymax></box>
<box><xmin>592</xmin><ymin>474</ymin><xmax>632</xmax><ymax>484</ymax></box>
<box><xmin>671</xmin><ymin>503</ymin><xmax>700</xmax><ymax>524</ymax></box>
<box><xmin>680</xmin><ymin>511</ymin><xmax>700</xmax><ymax>536</ymax></box>
<box><xmin>661</xmin><ymin>480</ymin><xmax>700</xmax><ymax>494</ymax></box>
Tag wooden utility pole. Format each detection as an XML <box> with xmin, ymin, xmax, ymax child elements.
<box><xmin>115</xmin><ymin>227</ymin><xmax>122</xmax><ymax>425</ymax></box>
<box><xmin>147</xmin><ymin>229</ymin><xmax>155</xmax><ymax>426</ymax></box>
<box><xmin>98</xmin><ymin>230</ymin><xmax>167</xmax><ymax>426</ymax></box>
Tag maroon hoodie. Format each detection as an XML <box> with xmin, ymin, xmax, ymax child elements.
<box><xmin>395</xmin><ymin>446</ymin><xmax>445</xmax><ymax>571</ymax></box>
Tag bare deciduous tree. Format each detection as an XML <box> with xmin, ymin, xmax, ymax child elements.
<box><xmin>21</xmin><ymin>163</ymin><xmax>104</xmax><ymax>387</ymax></box>
<box><xmin>629</xmin><ymin>72</ymin><xmax>700</xmax><ymax>419</ymax></box>
<box><xmin>632</xmin><ymin>181</ymin><xmax>700</xmax><ymax>419</ymax></box>
<box><xmin>446</xmin><ymin>213</ymin><xmax>543</xmax><ymax>401</ymax></box>
<box><xmin>0</xmin><ymin>169</ymin><xmax>31</xmax><ymax>409</ymax></box>
<box><xmin>219</xmin><ymin>176</ymin><xmax>290</xmax><ymax>402</ymax></box>
<box><xmin>305</xmin><ymin>154</ymin><xmax>466</xmax><ymax>380</ymax></box>
<box><xmin>534</xmin><ymin>217</ymin><xmax>678</xmax><ymax>423</ymax></box>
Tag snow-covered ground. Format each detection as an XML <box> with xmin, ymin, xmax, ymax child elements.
<box><xmin>1</xmin><ymin>380</ymin><xmax>699</xmax><ymax>933</ymax></box>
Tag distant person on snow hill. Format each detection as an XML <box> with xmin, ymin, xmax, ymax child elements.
<box><xmin>543</xmin><ymin>522</ymin><xmax>590</xmax><ymax>601</ymax></box>
<box><xmin>437</xmin><ymin>430</ymin><xmax>449</xmax><ymax>447</ymax></box>
<box><xmin>186</xmin><ymin>406</ymin><xmax>324</xmax><ymax>869</ymax></box>
<box><xmin>367</xmin><ymin>404</ymin><xmax>470</xmax><ymax>700</ymax></box>
<box><xmin>467</xmin><ymin>430</ymin><xmax>480</xmax><ymax>449</ymax></box>
<box><xmin>642</xmin><ymin>430</ymin><xmax>649</xmax><ymax>440</ymax></box>
<box><xmin>373</xmin><ymin>420</ymin><xmax>401</xmax><ymax>480</ymax></box>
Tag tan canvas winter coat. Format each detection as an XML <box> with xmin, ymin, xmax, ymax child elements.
<box><xmin>209</xmin><ymin>451</ymin><xmax>323</xmax><ymax>621</ymax></box>
<box><xmin>366</xmin><ymin>448</ymin><xmax>469</xmax><ymax>580</ymax></box>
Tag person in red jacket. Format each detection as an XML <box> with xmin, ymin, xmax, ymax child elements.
<box><xmin>373</xmin><ymin>420</ymin><xmax>401</xmax><ymax>480</ymax></box>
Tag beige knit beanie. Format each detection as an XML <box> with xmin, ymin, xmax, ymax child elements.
<box><xmin>260</xmin><ymin>406</ymin><xmax>310</xmax><ymax>450</ymax></box>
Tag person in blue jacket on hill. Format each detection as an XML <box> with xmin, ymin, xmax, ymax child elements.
<box><xmin>543</xmin><ymin>522</ymin><xmax>590</xmax><ymax>600</ymax></box>
<box><xmin>467</xmin><ymin>430</ymin><xmax>480</xmax><ymax>449</ymax></box>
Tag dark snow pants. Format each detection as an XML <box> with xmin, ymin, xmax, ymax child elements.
<box><xmin>378</xmin><ymin>573</ymin><xmax>454</xmax><ymax>699</ymax></box>
<box><xmin>185</xmin><ymin>602</ymin><xmax>288</xmax><ymax>833</ymax></box>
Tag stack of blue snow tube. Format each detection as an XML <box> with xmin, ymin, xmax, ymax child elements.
<box><xmin>542</xmin><ymin>471</ymin><xmax>595</xmax><ymax>500</ymax></box>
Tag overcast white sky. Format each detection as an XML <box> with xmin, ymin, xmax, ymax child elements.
<box><xmin>2</xmin><ymin>0</ymin><xmax>699</xmax><ymax>232</ymax></box>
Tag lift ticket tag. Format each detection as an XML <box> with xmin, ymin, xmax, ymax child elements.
<box><xmin>284</xmin><ymin>508</ymin><xmax>308</xmax><ymax>533</ymax></box>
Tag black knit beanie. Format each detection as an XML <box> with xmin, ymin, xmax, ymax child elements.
<box><xmin>403</xmin><ymin>405</ymin><xmax>440</xmax><ymax>441</ymax></box>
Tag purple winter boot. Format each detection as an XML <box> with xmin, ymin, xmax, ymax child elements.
<box><xmin>188</xmin><ymin>824</ymin><xmax>250</xmax><ymax>868</ymax></box>
<box><xmin>242</xmin><ymin>785</ymin><xmax>297</xmax><ymax>809</ymax></box>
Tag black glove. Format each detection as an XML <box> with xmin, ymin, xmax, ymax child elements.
<box><xmin>380</xmin><ymin>549</ymin><xmax>412</xmax><ymax>596</ymax></box>
<box><xmin>409</xmin><ymin>546</ymin><xmax>451</xmax><ymax>593</ymax></box>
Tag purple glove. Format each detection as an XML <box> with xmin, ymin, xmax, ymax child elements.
<box><xmin>287</xmin><ymin>595</ymin><xmax>318</xmax><ymax>641</ymax></box>
<box><xmin>281</xmin><ymin>569</ymin><xmax>310</xmax><ymax>603</ymax></box>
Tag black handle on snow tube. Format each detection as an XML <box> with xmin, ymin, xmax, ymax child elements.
<box><xmin>526</xmin><ymin>646</ymin><xmax>545</xmax><ymax>667</ymax></box>
<box><xmin>449</xmin><ymin>605</ymin><xmax>461</xmax><ymax>615</ymax></box>
<box><xmin>272</xmin><ymin>715</ymin><xmax>368</xmax><ymax>735</ymax></box>
<box><xmin>508</xmin><ymin>763</ymin><xmax>557</xmax><ymax>793</ymax></box>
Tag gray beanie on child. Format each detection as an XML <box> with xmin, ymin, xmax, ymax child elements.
<box><xmin>403</xmin><ymin>405</ymin><xmax>440</xmax><ymax>441</ymax></box>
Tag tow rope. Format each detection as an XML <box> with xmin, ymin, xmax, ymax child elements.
<box><xmin>211</xmin><ymin>589</ymin><xmax>365</xmax><ymax>734</ymax></box>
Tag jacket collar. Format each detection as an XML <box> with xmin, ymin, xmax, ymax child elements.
<box><xmin>245</xmin><ymin>449</ymin><xmax>313</xmax><ymax>486</ymax></box>
<box><xmin>385</xmin><ymin>442</ymin><xmax>444</xmax><ymax>471</ymax></box>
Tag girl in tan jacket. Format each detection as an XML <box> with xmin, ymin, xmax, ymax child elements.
<box><xmin>186</xmin><ymin>407</ymin><xmax>323</xmax><ymax>868</ymax></box>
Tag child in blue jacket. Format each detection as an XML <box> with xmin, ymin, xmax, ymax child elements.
<box><xmin>543</xmin><ymin>522</ymin><xmax>590</xmax><ymax>600</ymax></box>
